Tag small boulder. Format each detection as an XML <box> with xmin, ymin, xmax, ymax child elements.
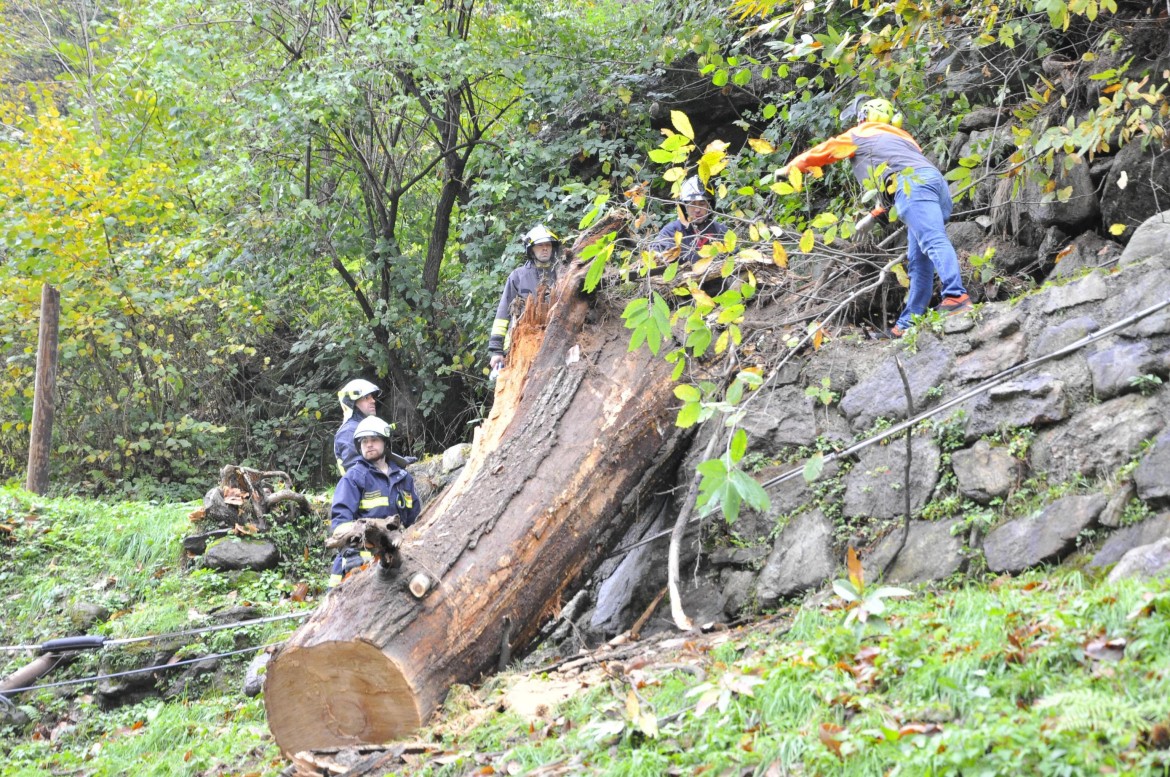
<box><xmin>1031</xmin><ymin>393</ymin><xmax>1165</xmax><ymax>479</ymax></box>
<box><xmin>983</xmin><ymin>494</ymin><xmax>1106</xmax><ymax>573</ymax></box>
<box><xmin>839</xmin><ymin>336</ymin><xmax>952</xmax><ymax>431</ymax></box>
<box><xmin>951</xmin><ymin>440</ymin><xmax>1021</xmax><ymax>504</ymax></box>
<box><xmin>961</xmin><ymin>374</ymin><xmax>1068</xmax><ymax>441</ymax></box>
<box><xmin>1089</xmin><ymin>514</ymin><xmax>1170</xmax><ymax>569</ymax></box>
<box><xmin>1134</xmin><ymin>432</ymin><xmax>1170</xmax><ymax>508</ymax></box>
<box><xmin>863</xmin><ymin>519</ymin><xmax>966</xmax><ymax>584</ymax></box>
<box><xmin>1087</xmin><ymin>341</ymin><xmax>1167</xmax><ymax>400</ymax></box>
<box><xmin>202</xmin><ymin>539</ymin><xmax>279</xmax><ymax>572</ymax></box>
<box><xmin>1040</xmin><ymin>271</ymin><xmax>1110</xmax><ymax>314</ymax></box>
<box><xmin>440</xmin><ymin>443</ymin><xmax>470</xmax><ymax>474</ymax></box>
<box><xmin>756</xmin><ymin>509</ymin><xmax>838</xmax><ymax>607</ymax></box>
<box><xmin>843</xmin><ymin>436</ymin><xmax>942</xmax><ymax>520</ymax></box>
<box><xmin>1107</xmin><ymin>538</ymin><xmax>1170</xmax><ymax>583</ymax></box>
<box><xmin>1099</xmin><ymin>481</ymin><xmax>1137</xmax><ymax>529</ymax></box>
<box><xmin>68</xmin><ymin>602</ymin><xmax>110</xmax><ymax>632</ymax></box>
<box><xmin>243</xmin><ymin>651</ymin><xmax>272</xmax><ymax>697</ymax></box>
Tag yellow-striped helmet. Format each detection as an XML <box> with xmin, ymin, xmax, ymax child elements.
<box><xmin>337</xmin><ymin>379</ymin><xmax>380</xmax><ymax>408</ymax></box>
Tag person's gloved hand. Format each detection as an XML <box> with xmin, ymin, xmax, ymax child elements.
<box><xmin>489</xmin><ymin>353</ymin><xmax>505</xmax><ymax>370</ymax></box>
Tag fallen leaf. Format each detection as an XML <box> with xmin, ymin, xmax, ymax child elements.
<box><xmin>290</xmin><ymin>582</ymin><xmax>310</xmax><ymax>602</ymax></box>
<box><xmin>1084</xmin><ymin>636</ymin><xmax>1126</xmax><ymax>662</ymax></box>
<box><xmin>819</xmin><ymin>722</ymin><xmax>845</xmax><ymax>759</ymax></box>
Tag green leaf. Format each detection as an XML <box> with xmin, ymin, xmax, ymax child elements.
<box><xmin>729</xmin><ymin>469</ymin><xmax>770</xmax><ymax>513</ymax></box>
<box><xmin>832</xmin><ymin>579</ymin><xmax>860</xmax><ymax>602</ymax></box>
<box><xmin>730</xmin><ymin>428</ymin><xmax>748</xmax><ymax>462</ymax></box>
<box><xmin>648</xmin><ymin>148</ymin><xmax>675</xmax><ymax>164</ymax></box>
<box><xmin>803</xmin><ymin>453</ymin><xmax>825</xmax><ymax>483</ymax></box>
<box><xmin>676</xmin><ymin>400</ymin><xmax>701</xmax><ymax>428</ymax></box>
<box><xmin>578</xmin><ymin>196</ymin><xmax>610</xmax><ymax>229</ymax></box>
<box><xmin>674</xmin><ymin>384</ymin><xmax>701</xmax><ymax>402</ymax></box>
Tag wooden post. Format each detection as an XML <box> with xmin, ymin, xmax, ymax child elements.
<box><xmin>25</xmin><ymin>284</ymin><xmax>60</xmax><ymax>495</ymax></box>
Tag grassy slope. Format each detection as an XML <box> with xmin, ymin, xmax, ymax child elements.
<box><xmin>3</xmin><ymin>487</ymin><xmax>1169</xmax><ymax>775</ymax></box>
<box><xmin>0</xmin><ymin>486</ymin><xmax>312</xmax><ymax>777</ymax></box>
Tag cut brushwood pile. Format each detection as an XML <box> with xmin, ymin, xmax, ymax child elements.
<box><xmin>190</xmin><ymin>465</ymin><xmax>311</xmax><ymax>532</ymax></box>
<box><xmin>264</xmin><ymin>212</ymin><xmax>695</xmax><ymax>754</ymax></box>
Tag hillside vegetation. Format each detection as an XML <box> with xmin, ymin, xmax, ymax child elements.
<box><xmin>2</xmin><ymin>0</ymin><xmax>1170</xmax><ymax>773</ymax></box>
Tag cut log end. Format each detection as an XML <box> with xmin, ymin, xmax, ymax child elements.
<box><xmin>266</xmin><ymin>640</ymin><xmax>421</xmax><ymax>754</ymax></box>
<box><xmin>408</xmin><ymin>573</ymin><xmax>431</xmax><ymax>598</ymax></box>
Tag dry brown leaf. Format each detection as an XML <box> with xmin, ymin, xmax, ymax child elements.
<box><xmin>847</xmin><ymin>546</ymin><xmax>864</xmax><ymax>591</ymax></box>
<box><xmin>819</xmin><ymin>722</ymin><xmax>845</xmax><ymax>759</ymax></box>
<box><xmin>1084</xmin><ymin>636</ymin><xmax>1127</xmax><ymax>662</ymax></box>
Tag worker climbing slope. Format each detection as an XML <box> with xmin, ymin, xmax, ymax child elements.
<box><xmin>778</xmin><ymin>95</ymin><xmax>972</xmax><ymax>337</ymax></box>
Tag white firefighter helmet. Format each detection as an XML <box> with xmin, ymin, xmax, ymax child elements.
<box><xmin>523</xmin><ymin>225</ymin><xmax>560</xmax><ymax>251</ymax></box>
<box><xmin>679</xmin><ymin>175</ymin><xmax>712</xmax><ymax>204</ymax></box>
<box><xmin>353</xmin><ymin>415</ymin><xmax>394</xmax><ymax>442</ymax></box>
<box><xmin>337</xmin><ymin>378</ymin><xmax>381</xmax><ymax>408</ymax></box>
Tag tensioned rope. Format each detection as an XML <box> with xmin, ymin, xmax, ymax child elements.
<box><xmin>604</xmin><ymin>295</ymin><xmax>1170</xmax><ymax>561</ymax></box>
<box><xmin>0</xmin><ymin>640</ymin><xmax>288</xmax><ymax>697</ymax></box>
<box><xmin>0</xmin><ymin>611</ymin><xmax>311</xmax><ymax>654</ymax></box>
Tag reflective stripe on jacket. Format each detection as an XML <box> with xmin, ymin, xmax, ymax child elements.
<box><xmin>787</xmin><ymin>122</ymin><xmax>935</xmax><ymax>189</ymax></box>
<box><xmin>488</xmin><ymin>260</ymin><xmax>558</xmax><ymax>354</ymax></box>
<box><xmin>330</xmin><ymin>457</ymin><xmax>420</xmax><ymax>534</ymax></box>
<box><xmin>648</xmin><ymin>217</ymin><xmax>730</xmax><ymax>264</ymax></box>
<box><xmin>328</xmin><ymin>457</ymin><xmax>420</xmax><ymax>586</ymax></box>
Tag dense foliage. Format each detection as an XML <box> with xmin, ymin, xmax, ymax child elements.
<box><xmin>2</xmin><ymin>0</ymin><xmax>1166</xmax><ymax>502</ymax></box>
<box><xmin>0</xmin><ymin>0</ymin><xmax>709</xmax><ymax>497</ymax></box>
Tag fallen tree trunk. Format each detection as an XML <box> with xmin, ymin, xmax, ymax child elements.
<box><xmin>265</xmin><ymin>216</ymin><xmax>693</xmax><ymax>754</ymax></box>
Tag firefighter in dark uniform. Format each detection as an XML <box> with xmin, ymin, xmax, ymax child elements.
<box><xmin>333</xmin><ymin>378</ymin><xmax>380</xmax><ymax>475</ymax></box>
<box><xmin>328</xmin><ymin>415</ymin><xmax>421</xmax><ymax>587</ymax></box>
<box><xmin>648</xmin><ymin>175</ymin><xmax>730</xmax><ymax>264</ymax></box>
<box><xmin>488</xmin><ymin>224</ymin><xmax>562</xmax><ymax>372</ymax></box>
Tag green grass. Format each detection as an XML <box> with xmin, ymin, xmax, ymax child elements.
<box><xmin>4</xmin><ymin>486</ymin><xmax>1170</xmax><ymax>776</ymax></box>
<box><xmin>0</xmin><ymin>486</ymin><xmax>318</xmax><ymax>776</ymax></box>
<box><xmin>408</xmin><ymin>571</ymin><xmax>1170</xmax><ymax>776</ymax></box>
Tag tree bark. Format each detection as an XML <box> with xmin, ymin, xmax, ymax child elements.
<box><xmin>26</xmin><ymin>284</ymin><xmax>60</xmax><ymax>495</ymax></box>
<box><xmin>265</xmin><ymin>218</ymin><xmax>692</xmax><ymax>754</ymax></box>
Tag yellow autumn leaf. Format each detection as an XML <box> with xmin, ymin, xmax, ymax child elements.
<box><xmin>789</xmin><ymin>167</ymin><xmax>803</xmax><ymax>192</ymax></box>
<box><xmin>799</xmin><ymin>229</ymin><xmax>814</xmax><ymax>253</ymax></box>
<box><xmin>691</xmin><ymin>287</ymin><xmax>715</xmax><ymax>308</ymax></box>
<box><xmin>692</xmin><ymin>255</ymin><xmax>714</xmax><ymax>274</ymax></box>
<box><xmin>671</xmin><ymin>110</ymin><xmax>694</xmax><ymax>140</ymax></box>
<box><xmin>748</xmin><ymin>137</ymin><xmax>775</xmax><ymax>154</ymax></box>
<box><xmin>892</xmin><ymin>262</ymin><xmax>910</xmax><ymax>287</ymax></box>
<box><xmin>736</xmin><ymin>248</ymin><xmax>765</xmax><ymax>263</ymax></box>
<box><xmin>1109</xmin><ymin>223</ymin><xmax>1127</xmax><ymax>235</ymax></box>
<box><xmin>772</xmin><ymin>241</ymin><xmax>788</xmax><ymax>267</ymax></box>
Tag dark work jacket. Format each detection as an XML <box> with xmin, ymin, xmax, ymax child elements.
<box><xmin>648</xmin><ymin>217</ymin><xmax>730</xmax><ymax>265</ymax></box>
<box><xmin>330</xmin><ymin>457</ymin><xmax>420</xmax><ymax>533</ymax></box>
<box><xmin>488</xmin><ymin>260</ymin><xmax>558</xmax><ymax>355</ymax></box>
<box><xmin>327</xmin><ymin>456</ymin><xmax>419</xmax><ymax>585</ymax></box>
<box><xmin>333</xmin><ymin>410</ymin><xmax>369</xmax><ymax>476</ymax></box>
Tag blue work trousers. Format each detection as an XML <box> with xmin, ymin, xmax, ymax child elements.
<box><xmin>893</xmin><ymin>168</ymin><xmax>967</xmax><ymax>330</ymax></box>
